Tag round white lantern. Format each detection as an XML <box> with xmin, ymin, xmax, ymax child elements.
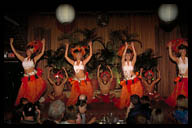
<box><xmin>56</xmin><ymin>4</ymin><xmax>75</xmax><ymax>24</ymax></box>
<box><xmin>158</xmin><ymin>4</ymin><xmax>178</xmax><ymax>22</ymax></box>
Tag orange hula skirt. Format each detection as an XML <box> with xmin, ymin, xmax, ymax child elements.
<box><xmin>67</xmin><ymin>72</ymin><xmax>93</xmax><ymax>106</ymax></box>
<box><xmin>115</xmin><ymin>77</ymin><xmax>144</xmax><ymax>109</ymax></box>
<box><xmin>165</xmin><ymin>77</ymin><xmax>188</xmax><ymax>107</ymax></box>
<box><xmin>15</xmin><ymin>68</ymin><xmax>47</xmax><ymax>106</ymax></box>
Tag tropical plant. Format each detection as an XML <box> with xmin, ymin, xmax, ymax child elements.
<box><xmin>107</xmin><ymin>27</ymin><xmax>143</xmax><ymax>74</ymax></box>
<box><xmin>74</xmin><ymin>28</ymin><xmax>104</xmax><ymax>46</ymax></box>
<box><xmin>42</xmin><ymin>46</ymin><xmax>74</xmax><ymax>76</ymax></box>
<box><xmin>134</xmin><ymin>48</ymin><xmax>161</xmax><ymax>75</ymax></box>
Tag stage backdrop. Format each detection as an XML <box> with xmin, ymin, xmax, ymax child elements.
<box><xmin>27</xmin><ymin>12</ymin><xmax>182</xmax><ymax>97</ymax></box>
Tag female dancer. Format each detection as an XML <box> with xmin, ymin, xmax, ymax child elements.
<box><xmin>117</xmin><ymin>42</ymin><xmax>143</xmax><ymax>109</ymax></box>
<box><xmin>65</xmin><ymin>41</ymin><xmax>93</xmax><ymax>106</ymax></box>
<box><xmin>10</xmin><ymin>38</ymin><xmax>47</xmax><ymax>106</ymax></box>
<box><xmin>165</xmin><ymin>39</ymin><xmax>188</xmax><ymax>107</ymax></box>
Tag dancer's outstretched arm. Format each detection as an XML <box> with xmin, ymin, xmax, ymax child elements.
<box><xmin>34</xmin><ymin>38</ymin><xmax>45</xmax><ymax>63</ymax></box>
<box><xmin>97</xmin><ymin>64</ymin><xmax>102</xmax><ymax>84</ymax></box>
<box><xmin>121</xmin><ymin>42</ymin><xmax>128</xmax><ymax>64</ymax></box>
<box><xmin>168</xmin><ymin>41</ymin><xmax>178</xmax><ymax>63</ymax></box>
<box><xmin>61</xmin><ymin>67</ymin><xmax>68</xmax><ymax>85</ymax></box>
<box><xmin>107</xmin><ymin>65</ymin><xmax>114</xmax><ymax>84</ymax></box>
<box><xmin>65</xmin><ymin>43</ymin><xmax>75</xmax><ymax>65</ymax></box>
<box><xmin>83</xmin><ymin>41</ymin><xmax>93</xmax><ymax>65</ymax></box>
<box><xmin>131</xmin><ymin>42</ymin><xmax>137</xmax><ymax>66</ymax></box>
<box><xmin>152</xmin><ymin>68</ymin><xmax>161</xmax><ymax>85</ymax></box>
<box><xmin>47</xmin><ymin>67</ymin><xmax>55</xmax><ymax>85</ymax></box>
<box><xmin>10</xmin><ymin>38</ymin><xmax>24</xmax><ymax>62</ymax></box>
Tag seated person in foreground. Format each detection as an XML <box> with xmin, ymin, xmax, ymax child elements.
<box><xmin>150</xmin><ymin>108</ymin><xmax>164</xmax><ymax>124</ymax></box>
<box><xmin>75</xmin><ymin>94</ymin><xmax>96</xmax><ymax>124</ymax></box>
<box><xmin>125</xmin><ymin>95</ymin><xmax>151</xmax><ymax>124</ymax></box>
<box><xmin>172</xmin><ymin>95</ymin><xmax>188</xmax><ymax>124</ymax></box>
<box><xmin>93</xmin><ymin>64</ymin><xmax>116</xmax><ymax>103</ymax></box>
<box><xmin>60</xmin><ymin>105</ymin><xmax>79</xmax><ymax>124</ymax></box>
<box><xmin>43</xmin><ymin>100</ymin><xmax>65</xmax><ymax>124</ymax></box>
<box><xmin>20</xmin><ymin>102</ymin><xmax>41</xmax><ymax>124</ymax></box>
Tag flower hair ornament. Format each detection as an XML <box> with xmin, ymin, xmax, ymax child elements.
<box><xmin>100</xmin><ymin>71</ymin><xmax>111</xmax><ymax>79</ymax></box>
<box><xmin>118</xmin><ymin>44</ymin><xmax>133</xmax><ymax>56</ymax></box>
<box><xmin>54</xmin><ymin>70</ymin><xmax>64</xmax><ymax>79</ymax></box>
<box><xmin>26</xmin><ymin>40</ymin><xmax>43</xmax><ymax>54</ymax></box>
<box><xmin>70</xmin><ymin>45</ymin><xmax>87</xmax><ymax>59</ymax></box>
<box><xmin>144</xmin><ymin>70</ymin><xmax>154</xmax><ymax>78</ymax></box>
<box><xmin>167</xmin><ymin>38</ymin><xmax>188</xmax><ymax>54</ymax></box>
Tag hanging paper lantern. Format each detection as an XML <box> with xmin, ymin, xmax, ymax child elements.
<box><xmin>56</xmin><ymin>4</ymin><xmax>75</xmax><ymax>24</ymax></box>
<box><xmin>158</xmin><ymin>4</ymin><xmax>178</xmax><ymax>22</ymax></box>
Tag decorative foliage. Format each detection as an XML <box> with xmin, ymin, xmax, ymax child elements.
<box><xmin>42</xmin><ymin>46</ymin><xmax>74</xmax><ymax>76</ymax></box>
<box><xmin>134</xmin><ymin>48</ymin><xmax>161</xmax><ymax>75</ymax></box>
<box><xmin>74</xmin><ymin>28</ymin><xmax>103</xmax><ymax>46</ymax></box>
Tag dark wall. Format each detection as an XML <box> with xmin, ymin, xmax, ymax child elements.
<box><xmin>4</xmin><ymin>61</ymin><xmax>23</xmax><ymax>110</ymax></box>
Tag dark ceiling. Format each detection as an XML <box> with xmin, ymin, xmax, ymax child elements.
<box><xmin>3</xmin><ymin>0</ymin><xmax>187</xmax><ymax>14</ymax></box>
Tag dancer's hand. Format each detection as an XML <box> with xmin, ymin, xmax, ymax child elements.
<box><xmin>48</xmin><ymin>67</ymin><xmax>52</xmax><ymax>71</ymax></box>
<box><xmin>167</xmin><ymin>41</ymin><xmax>172</xmax><ymax>48</ymax></box>
<box><xmin>106</xmin><ymin>65</ymin><xmax>110</xmax><ymax>69</ymax></box>
<box><xmin>10</xmin><ymin>38</ymin><xmax>14</xmax><ymax>44</ymax></box>
<box><xmin>140</xmin><ymin>67</ymin><xmax>144</xmax><ymax>72</ymax></box>
<box><xmin>98</xmin><ymin>64</ymin><xmax>102</xmax><ymax>70</ymax></box>
<box><xmin>125</xmin><ymin>42</ymin><xmax>128</xmax><ymax>48</ymax></box>
<box><xmin>41</xmin><ymin>38</ymin><xmax>45</xmax><ymax>44</ymax></box>
<box><xmin>65</xmin><ymin>43</ymin><xmax>69</xmax><ymax>48</ymax></box>
<box><xmin>88</xmin><ymin>41</ymin><xmax>92</xmax><ymax>46</ymax></box>
<box><xmin>131</xmin><ymin>42</ymin><xmax>134</xmax><ymax>47</ymax></box>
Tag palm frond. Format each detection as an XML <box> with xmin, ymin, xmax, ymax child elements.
<box><xmin>134</xmin><ymin>48</ymin><xmax>162</xmax><ymax>72</ymax></box>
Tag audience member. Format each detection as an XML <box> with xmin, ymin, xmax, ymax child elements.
<box><xmin>76</xmin><ymin>95</ymin><xmax>96</xmax><ymax>124</ymax></box>
<box><xmin>20</xmin><ymin>102</ymin><xmax>41</xmax><ymax>124</ymax></box>
<box><xmin>125</xmin><ymin>95</ymin><xmax>150</xmax><ymax>124</ymax></box>
<box><xmin>43</xmin><ymin>100</ymin><xmax>65</xmax><ymax>124</ymax></box>
<box><xmin>60</xmin><ymin>105</ymin><xmax>79</xmax><ymax>124</ymax></box>
<box><xmin>140</xmin><ymin>96</ymin><xmax>152</xmax><ymax>121</ymax></box>
<box><xmin>135</xmin><ymin>114</ymin><xmax>147</xmax><ymax>124</ymax></box>
<box><xmin>150</xmin><ymin>108</ymin><xmax>164</xmax><ymax>124</ymax></box>
<box><xmin>173</xmin><ymin>95</ymin><xmax>188</xmax><ymax>124</ymax></box>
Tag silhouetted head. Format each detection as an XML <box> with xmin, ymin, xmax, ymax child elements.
<box><xmin>130</xmin><ymin>94</ymin><xmax>140</xmax><ymax>106</ymax></box>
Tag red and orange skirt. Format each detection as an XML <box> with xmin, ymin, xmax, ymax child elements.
<box><xmin>15</xmin><ymin>68</ymin><xmax>47</xmax><ymax>106</ymax></box>
<box><xmin>66</xmin><ymin>72</ymin><xmax>93</xmax><ymax>106</ymax></box>
<box><xmin>92</xmin><ymin>93</ymin><xmax>117</xmax><ymax>103</ymax></box>
<box><xmin>145</xmin><ymin>92</ymin><xmax>162</xmax><ymax>101</ymax></box>
<box><xmin>114</xmin><ymin>77</ymin><xmax>144</xmax><ymax>109</ymax></box>
<box><xmin>44</xmin><ymin>92</ymin><xmax>68</xmax><ymax>104</ymax></box>
<box><xmin>165</xmin><ymin>77</ymin><xmax>188</xmax><ymax>107</ymax></box>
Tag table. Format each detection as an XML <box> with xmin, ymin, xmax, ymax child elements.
<box><xmin>86</xmin><ymin>102</ymin><xmax>126</xmax><ymax>123</ymax></box>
